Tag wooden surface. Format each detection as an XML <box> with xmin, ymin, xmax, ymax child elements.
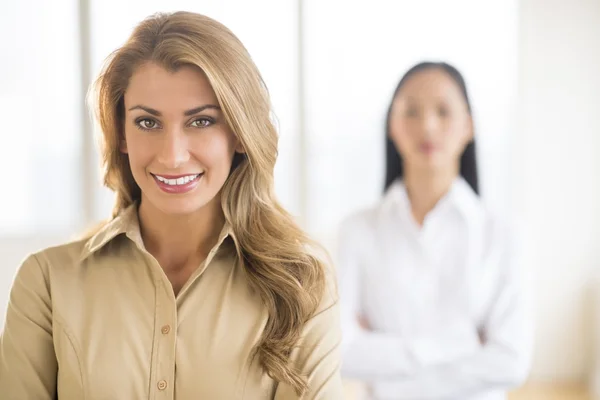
<box><xmin>509</xmin><ymin>383</ymin><xmax>591</xmax><ymax>400</ymax></box>
<box><xmin>343</xmin><ymin>381</ymin><xmax>593</xmax><ymax>400</ymax></box>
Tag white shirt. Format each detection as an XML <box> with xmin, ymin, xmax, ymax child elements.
<box><xmin>337</xmin><ymin>178</ymin><xmax>533</xmax><ymax>400</ymax></box>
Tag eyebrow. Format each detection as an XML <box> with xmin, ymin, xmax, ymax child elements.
<box><xmin>127</xmin><ymin>104</ymin><xmax>221</xmax><ymax>116</ymax></box>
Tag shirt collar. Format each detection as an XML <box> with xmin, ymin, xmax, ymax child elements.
<box><xmin>384</xmin><ymin>176</ymin><xmax>482</xmax><ymax>223</ymax></box>
<box><xmin>80</xmin><ymin>203</ymin><xmax>235</xmax><ymax>261</ymax></box>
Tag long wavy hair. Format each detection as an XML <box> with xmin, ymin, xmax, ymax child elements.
<box><xmin>89</xmin><ymin>11</ymin><xmax>326</xmax><ymax>396</ymax></box>
<box><xmin>384</xmin><ymin>61</ymin><xmax>479</xmax><ymax>194</ymax></box>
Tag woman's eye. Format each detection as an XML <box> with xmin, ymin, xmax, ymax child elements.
<box><xmin>438</xmin><ymin>107</ymin><xmax>450</xmax><ymax>117</ymax></box>
<box><xmin>137</xmin><ymin>119</ymin><xmax>158</xmax><ymax>130</ymax></box>
<box><xmin>190</xmin><ymin>118</ymin><xmax>213</xmax><ymax>128</ymax></box>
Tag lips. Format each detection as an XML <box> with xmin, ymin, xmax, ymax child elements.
<box><xmin>420</xmin><ymin>142</ymin><xmax>437</xmax><ymax>154</ymax></box>
<box><xmin>151</xmin><ymin>173</ymin><xmax>204</xmax><ymax>194</ymax></box>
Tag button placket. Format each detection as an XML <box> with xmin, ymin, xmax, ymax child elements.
<box><xmin>154</xmin><ymin>271</ymin><xmax>178</xmax><ymax>398</ymax></box>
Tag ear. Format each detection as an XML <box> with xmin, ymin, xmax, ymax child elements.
<box><xmin>234</xmin><ymin>140</ymin><xmax>245</xmax><ymax>154</ymax></box>
<box><xmin>119</xmin><ymin>138</ymin><xmax>128</xmax><ymax>154</ymax></box>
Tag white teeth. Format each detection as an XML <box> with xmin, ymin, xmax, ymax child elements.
<box><xmin>155</xmin><ymin>174</ymin><xmax>200</xmax><ymax>186</ymax></box>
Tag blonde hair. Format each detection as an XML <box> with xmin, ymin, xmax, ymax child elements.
<box><xmin>90</xmin><ymin>11</ymin><xmax>327</xmax><ymax>395</ymax></box>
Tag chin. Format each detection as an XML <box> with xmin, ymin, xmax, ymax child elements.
<box><xmin>414</xmin><ymin>160</ymin><xmax>439</xmax><ymax>170</ymax></box>
<box><xmin>415</xmin><ymin>153</ymin><xmax>449</xmax><ymax>168</ymax></box>
<box><xmin>147</xmin><ymin>195</ymin><xmax>214</xmax><ymax>217</ymax></box>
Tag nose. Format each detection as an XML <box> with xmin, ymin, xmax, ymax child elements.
<box><xmin>157</xmin><ymin>128</ymin><xmax>190</xmax><ymax>168</ymax></box>
<box><xmin>420</xmin><ymin>112</ymin><xmax>440</xmax><ymax>138</ymax></box>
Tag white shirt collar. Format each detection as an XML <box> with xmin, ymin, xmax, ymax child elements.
<box><xmin>383</xmin><ymin>176</ymin><xmax>482</xmax><ymax>225</ymax></box>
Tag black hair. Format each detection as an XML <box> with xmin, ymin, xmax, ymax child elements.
<box><xmin>384</xmin><ymin>61</ymin><xmax>479</xmax><ymax>194</ymax></box>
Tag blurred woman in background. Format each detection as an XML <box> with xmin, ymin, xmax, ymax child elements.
<box><xmin>0</xmin><ymin>11</ymin><xmax>342</xmax><ymax>399</ymax></box>
<box><xmin>337</xmin><ymin>61</ymin><xmax>532</xmax><ymax>399</ymax></box>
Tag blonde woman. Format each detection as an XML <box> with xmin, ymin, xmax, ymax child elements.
<box><xmin>0</xmin><ymin>12</ymin><xmax>342</xmax><ymax>399</ymax></box>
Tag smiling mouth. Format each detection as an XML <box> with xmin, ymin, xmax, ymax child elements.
<box><xmin>151</xmin><ymin>173</ymin><xmax>203</xmax><ymax>186</ymax></box>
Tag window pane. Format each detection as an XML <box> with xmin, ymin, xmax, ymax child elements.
<box><xmin>0</xmin><ymin>0</ymin><xmax>83</xmax><ymax>235</ymax></box>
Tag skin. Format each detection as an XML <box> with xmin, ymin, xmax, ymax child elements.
<box><xmin>121</xmin><ymin>62</ymin><xmax>244</xmax><ymax>295</ymax></box>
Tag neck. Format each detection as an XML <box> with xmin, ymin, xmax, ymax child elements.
<box><xmin>404</xmin><ymin>164</ymin><xmax>459</xmax><ymax>225</ymax></box>
<box><xmin>138</xmin><ymin>196</ymin><xmax>225</xmax><ymax>272</ymax></box>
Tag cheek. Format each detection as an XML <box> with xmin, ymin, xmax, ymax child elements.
<box><xmin>445</xmin><ymin>121</ymin><xmax>470</xmax><ymax>146</ymax></box>
<box><xmin>391</xmin><ymin>120</ymin><xmax>417</xmax><ymax>148</ymax></box>
<box><xmin>192</xmin><ymin>133</ymin><xmax>236</xmax><ymax>170</ymax></box>
<box><xmin>438</xmin><ymin>125</ymin><xmax>470</xmax><ymax>159</ymax></box>
<box><xmin>124</xmin><ymin>134</ymin><xmax>152</xmax><ymax>167</ymax></box>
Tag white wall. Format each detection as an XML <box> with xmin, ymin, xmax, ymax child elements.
<box><xmin>516</xmin><ymin>0</ymin><xmax>600</xmax><ymax>382</ymax></box>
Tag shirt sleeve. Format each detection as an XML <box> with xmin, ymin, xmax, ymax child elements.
<box><xmin>337</xmin><ymin>215</ymin><xmax>481</xmax><ymax>382</ymax></box>
<box><xmin>0</xmin><ymin>254</ymin><xmax>58</xmax><ymax>399</ymax></box>
<box><xmin>273</xmin><ymin>264</ymin><xmax>345</xmax><ymax>400</ymax></box>
<box><xmin>371</xmin><ymin>230</ymin><xmax>534</xmax><ymax>399</ymax></box>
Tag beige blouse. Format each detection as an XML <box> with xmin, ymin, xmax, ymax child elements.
<box><xmin>0</xmin><ymin>205</ymin><xmax>343</xmax><ymax>399</ymax></box>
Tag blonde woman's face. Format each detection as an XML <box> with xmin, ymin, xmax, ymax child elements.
<box><xmin>121</xmin><ymin>62</ymin><xmax>242</xmax><ymax>216</ymax></box>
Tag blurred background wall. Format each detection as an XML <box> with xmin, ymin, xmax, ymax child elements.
<box><xmin>1</xmin><ymin>0</ymin><xmax>599</xmax><ymax>390</ymax></box>
<box><xmin>517</xmin><ymin>0</ymin><xmax>600</xmax><ymax>383</ymax></box>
